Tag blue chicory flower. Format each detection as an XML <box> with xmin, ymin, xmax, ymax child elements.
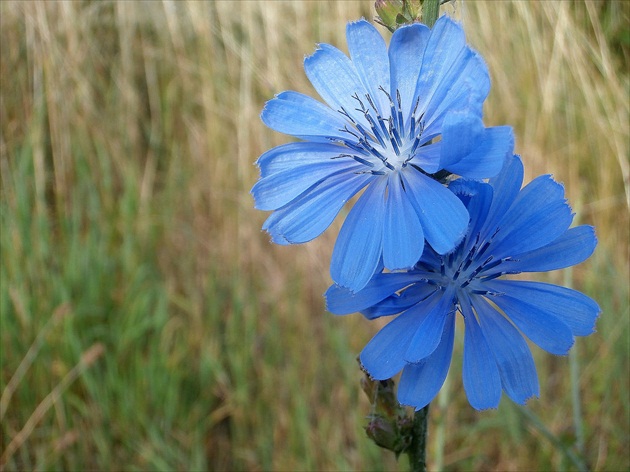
<box><xmin>252</xmin><ymin>16</ymin><xmax>514</xmax><ymax>292</ymax></box>
<box><xmin>326</xmin><ymin>155</ymin><xmax>600</xmax><ymax>410</ymax></box>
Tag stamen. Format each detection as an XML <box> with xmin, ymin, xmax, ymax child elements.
<box><xmin>377</xmin><ymin>116</ymin><xmax>390</xmax><ymax>142</ymax></box>
<box><xmin>396</xmin><ymin>90</ymin><xmax>404</xmax><ymax>133</ymax></box>
<box><xmin>461</xmin><ymin>234</ymin><xmax>481</xmax><ymax>271</ymax></box>
<box><xmin>361</xmin><ymin>140</ymin><xmax>387</xmax><ymax>162</ymax></box>
<box><xmin>410</xmin><ymin>135</ymin><xmax>423</xmax><ymax>155</ymax></box>
<box><xmin>351</xmin><ymin>155</ymin><xmax>375</xmax><ymax>167</ymax></box>
<box><xmin>338</xmin><ymin>106</ymin><xmax>356</xmax><ymax>124</ymax></box>
<box><xmin>477</xmin><ymin>272</ymin><xmax>504</xmax><ymax>282</ymax></box>
<box><xmin>365</xmin><ymin>93</ymin><xmax>379</xmax><ymax>114</ymax></box>
<box><xmin>477</xmin><ymin>228</ymin><xmax>501</xmax><ymax>257</ymax></box>
<box><xmin>391</xmin><ymin>121</ymin><xmax>403</xmax><ymax>148</ymax></box>
<box><xmin>343</xmin><ymin>140</ymin><xmax>368</xmax><ymax>154</ymax></box>
<box><xmin>464</xmin><ymin>255</ymin><xmax>494</xmax><ymax>282</ymax></box>
<box><xmin>471</xmin><ymin>290</ymin><xmax>503</xmax><ymax>297</ymax></box>
<box><xmin>416</xmin><ymin>116</ymin><xmax>425</xmax><ymax>134</ymax></box>
<box><xmin>412</xmin><ymin>97</ymin><xmax>421</xmax><ymax>119</ymax></box>
<box><xmin>363</xmin><ymin>112</ymin><xmax>387</xmax><ymax>148</ymax></box>
<box><xmin>340</xmin><ymin>126</ymin><xmax>362</xmax><ymax>140</ymax></box>
<box><xmin>480</xmin><ymin>257</ymin><xmax>503</xmax><ymax>273</ymax></box>
<box><xmin>388</xmin><ymin>119</ymin><xmax>401</xmax><ymax>156</ymax></box>
<box><xmin>480</xmin><ymin>269</ymin><xmax>520</xmax><ymax>281</ymax></box>
<box><xmin>379</xmin><ymin>86</ymin><xmax>399</xmax><ymax>133</ymax></box>
<box><xmin>378</xmin><ymin>85</ymin><xmax>392</xmax><ymax>103</ymax></box>
<box><xmin>355</xmin><ymin>122</ymin><xmax>377</xmax><ymax>145</ymax></box>
<box><xmin>352</xmin><ymin>93</ymin><xmax>367</xmax><ymax>113</ymax></box>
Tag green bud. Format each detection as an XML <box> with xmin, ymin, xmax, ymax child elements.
<box><xmin>404</xmin><ymin>0</ymin><xmax>422</xmax><ymax>20</ymax></box>
<box><xmin>365</xmin><ymin>415</ymin><xmax>400</xmax><ymax>452</ymax></box>
<box><xmin>375</xmin><ymin>0</ymin><xmax>404</xmax><ymax>30</ymax></box>
<box><xmin>375</xmin><ymin>0</ymin><xmax>444</xmax><ymax>31</ymax></box>
<box><xmin>376</xmin><ymin>0</ymin><xmax>423</xmax><ymax>32</ymax></box>
<box><xmin>365</xmin><ymin>414</ymin><xmax>415</xmax><ymax>456</ymax></box>
<box><xmin>360</xmin><ymin>373</ymin><xmax>400</xmax><ymax>419</ymax></box>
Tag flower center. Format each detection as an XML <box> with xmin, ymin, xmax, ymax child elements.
<box><xmin>331</xmin><ymin>88</ymin><xmax>427</xmax><ymax>174</ymax></box>
<box><xmin>417</xmin><ymin>231</ymin><xmax>521</xmax><ymax>296</ymax></box>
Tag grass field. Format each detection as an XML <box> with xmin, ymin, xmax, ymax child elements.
<box><xmin>1</xmin><ymin>1</ymin><xmax>628</xmax><ymax>470</ymax></box>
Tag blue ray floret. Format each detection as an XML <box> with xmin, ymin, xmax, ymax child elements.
<box><xmin>325</xmin><ymin>155</ymin><xmax>600</xmax><ymax>410</ymax></box>
<box><xmin>252</xmin><ymin>16</ymin><xmax>514</xmax><ymax>292</ymax></box>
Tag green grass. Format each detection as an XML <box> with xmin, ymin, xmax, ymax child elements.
<box><xmin>1</xmin><ymin>1</ymin><xmax>628</xmax><ymax>470</ymax></box>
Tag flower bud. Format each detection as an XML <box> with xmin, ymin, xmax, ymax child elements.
<box><xmin>365</xmin><ymin>414</ymin><xmax>414</xmax><ymax>455</ymax></box>
<box><xmin>360</xmin><ymin>374</ymin><xmax>400</xmax><ymax>418</ymax></box>
<box><xmin>375</xmin><ymin>0</ymin><xmax>423</xmax><ymax>31</ymax></box>
<box><xmin>374</xmin><ymin>0</ymin><xmax>404</xmax><ymax>30</ymax></box>
<box><xmin>365</xmin><ymin>415</ymin><xmax>399</xmax><ymax>451</ymax></box>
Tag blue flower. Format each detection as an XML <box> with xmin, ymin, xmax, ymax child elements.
<box><xmin>326</xmin><ymin>155</ymin><xmax>600</xmax><ymax>410</ymax></box>
<box><xmin>252</xmin><ymin>16</ymin><xmax>514</xmax><ymax>292</ymax></box>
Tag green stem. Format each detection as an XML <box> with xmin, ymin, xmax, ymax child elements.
<box><xmin>422</xmin><ymin>0</ymin><xmax>440</xmax><ymax>28</ymax></box>
<box><xmin>407</xmin><ymin>404</ymin><xmax>430</xmax><ymax>472</ymax></box>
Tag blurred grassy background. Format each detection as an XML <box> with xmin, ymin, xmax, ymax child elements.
<box><xmin>1</xmin><ymin>1</ymin><xmax>628</xmax><ymax>470</ymax></box>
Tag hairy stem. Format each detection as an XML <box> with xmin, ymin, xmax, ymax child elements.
<box><xmin>407</xmin><ymin>404</ymin><xmax>430</xmax><ymax>472</ymax></box>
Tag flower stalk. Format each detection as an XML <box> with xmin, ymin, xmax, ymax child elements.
<box><xmin>407</xmin><ymin>405</ymin><xmax>430</xmax><ymax>472</ymax></box>
<box><xmin>421</xmin><ymin>0</ymin><xmax>441</xmax><ymax>28</ymax></box>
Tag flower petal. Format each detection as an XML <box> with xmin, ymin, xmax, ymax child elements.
<box><xmin>484</xmin><ymin>280</ymin><xmax>600</xmax><ymax>337</ymax></box>
<box><xmin>361</xmin><ymin>283</ymin><xmax>441</xmax><ymax>320</ymax></box>
<box><xmin>509</xmin><ymin>225</ymin><xmax>597</xmax><ymax>272</ymax></box>
<box><xmin>256</xmin><ymin>142</ymin><xmax>345</xmax><ymax>177</ymax></box>
<box><xmin>421</xmin><ymin>51</ymin><xmax>490</xmax><ymax>131</ymax></box>
<box><xmin>346</xmin><ymin>19</ymin><xmax>391</xmax><ymax>114</ymax></box>
<box><xmin>439</xmin><ymin>111</ymin><xmax>484</xmax><ymax>169</ymax></box>
<box><xmin>489</xmin><ymin>291</ymin><xmax>575</xmax><ymax>355</ymax></box>
<box><xmin>415</xmin><ymin>17</ymin><xmax>489</xmax><ymax>129</ymax></box>
<box><xmin>491</xmin><ymin>175</ymin><xmax>574</xmax><ymax>258</ymax></box>
<box><xmin>444</xmin><ymin>125</ymin><xmax>514</xmax><ymax>179</ymax></box>
<box><xmin>449</xmin><ymin>179</ymin><xmax>494</xmax><ymax>254</ymax></box>
<box><xmin>359</xmin><ymin>309</ymin><xmax>419</xmax><ymax>380</ymax></box>
<box><xmin>325</xmin><ymin>273</ymin><xmax>419</xmax><ymax>315</ymax></box>
<box><xmin>460</xmin><ymin>297</ymin><xmax>502</xmax><ymax>410</ymax></box>
<box><xmin>404</xmin><ymin>289</ymin><xmax>455</xmax><ymax>363</ymax></box>
<box><xmin>331</xmin><ymin>177</ymin><xmax>387</xmax><ymax>291</ymax></box>
<box><xmin>482</xmin><ymin>154</ymin><xmax>524</xmax><ymax>240</ymax></box>
<box><xmin>383</xmin><ymin>174</ymin><xmax>425</xmax><ymax>269</ymax></box>
<box><xmin>304</xmin><ymin>43</ymin><xmax>370</xmax><ymax>128</ymax></box>
<box><xmin>389</xmin><ymin>23</ymin><xmax>430</xmax><ymax>120</ymax></box>
<box><xmin>415</xmin><ymin>17</ymin><xmax>466</xmax><ymax>110</ymax></box>
<box><xmin>398</xmin><ymin>314</ymin><xmax>456</xmax><ymax>410</ymax></box>
<box><xmin>261</xmin><ymin>91</ymin><xmax>348</xmax><ymax>140</ymax></box>
<box><xmin>252</xmin><ymin>159</ymin><xmax>362</xmax><ymax>211</ymax></box>
<box><xmin>411</xmin><ymin>141</ymin><xmax>442</xmax><ymax>174</ymax></box>
<box><xmin>263</xmin><ymin>171</ymin><xmax>373</xmax><ymax>244</ymax></box>
<box><xmin>401</xmin><ymin>168</ymin><xmax>468</xmax><ymax>254</ymax></box>
<box><xmin>474</xmin><ymin>296</ymin><xmax>540</xmax><ymax>405</ymax></box>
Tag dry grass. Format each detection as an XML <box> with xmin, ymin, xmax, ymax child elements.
<box><xmin>1</xmin><ymin>1</ymin><xmax>628</xmax><ymax>470</ymax></box>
